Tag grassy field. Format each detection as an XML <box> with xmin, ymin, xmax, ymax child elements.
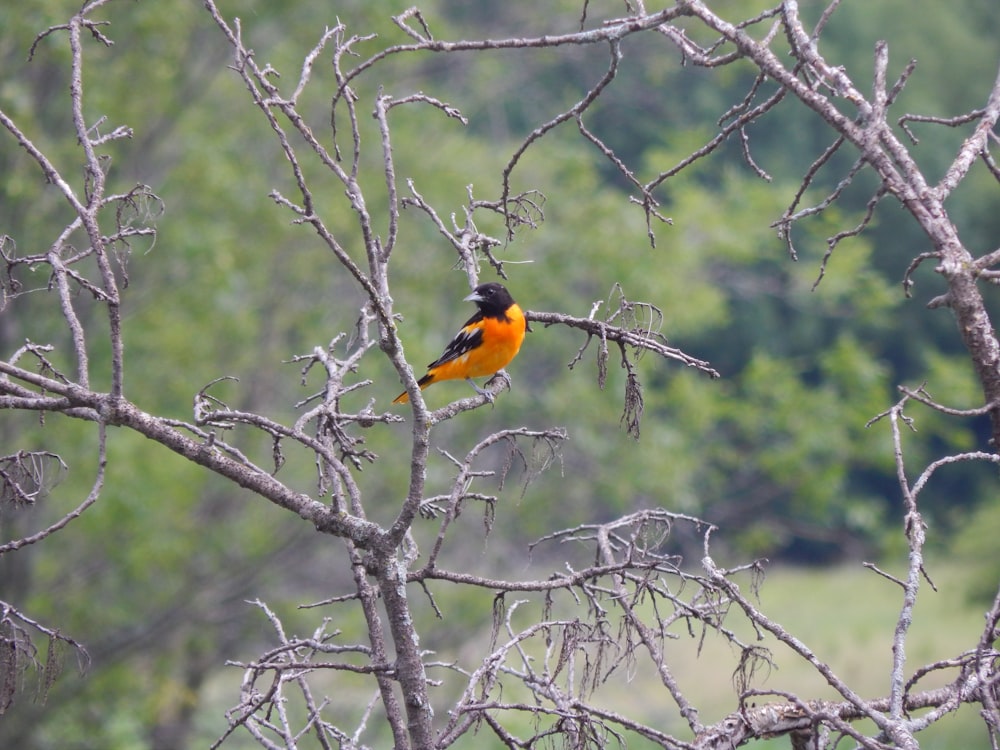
<box><xmin>596</xmin><ymin>561</ymin><xmax>994</xmax><ymax>749</ymax></box>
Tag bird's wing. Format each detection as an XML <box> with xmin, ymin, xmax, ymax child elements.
<box><xmin>426</xmin><ymin>312</ymin><xmax>485</xmax><ymax>369</ymax></box>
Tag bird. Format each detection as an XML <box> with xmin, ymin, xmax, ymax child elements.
<box><xmin>393</xmin><ymin>282</ymin><xmax>527</xmax><ymax>404</ymax></box>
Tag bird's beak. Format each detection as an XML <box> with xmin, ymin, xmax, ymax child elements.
<box><xmin>464</xmin><ymin>290</ymin><xmax>483</xmax><ymax>303</ymax></box>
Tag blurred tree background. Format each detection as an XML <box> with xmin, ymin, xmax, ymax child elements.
<box><xmin>1</xmin><ymin>0</ymin><xmax>997</xmax><ymax>747</ymax></box>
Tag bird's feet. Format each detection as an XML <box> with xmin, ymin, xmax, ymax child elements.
<box><xmin>476</xmin><ymin>371</ymin><xmax>513</xmax><ymax>406</ymax></box>
<box><xmin>466</xmin><ymin>377</ymin><xmax>496</xmax><ymax>404</ymax></box>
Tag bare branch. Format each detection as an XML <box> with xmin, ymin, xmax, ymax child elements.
<box><xmin>528</xmin><ymin>309</ymin><xmax>718</xmax><ymax>375</ymax></box>
<box><xmin>5</xmin><ymin>3</ymin><xmax>1000</xmax><ymax>748</ymax></box>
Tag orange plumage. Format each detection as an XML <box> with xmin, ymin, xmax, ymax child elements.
<box><xmin>393</xmin><ymin>282</ymin><xmax>526</xmax><ymax>404</ymax></box>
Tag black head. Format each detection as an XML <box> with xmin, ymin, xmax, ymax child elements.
<box><xmin>465</xmin><ymin>282</ymin><xmax>516</xmax><ymax>316</ymax></box>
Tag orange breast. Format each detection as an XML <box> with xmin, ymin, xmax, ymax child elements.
<box><xmin>431</xmin><ymin>304</ymin><xmax>526</xmax><ymax>382</ymax></box>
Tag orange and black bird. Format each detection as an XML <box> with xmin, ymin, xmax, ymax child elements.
<box><xmin>393</xmin><ymin>282</ymin><xmax>527</xmax><ymax>404</ymax></box>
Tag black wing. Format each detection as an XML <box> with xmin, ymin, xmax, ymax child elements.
<box><xmin>426</xmin><ymin>311</ymin><xmax>485</xmax><ymax>369</ymax></box>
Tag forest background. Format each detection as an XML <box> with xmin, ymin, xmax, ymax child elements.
<box><xmin>0</xmin><ymin>0</ymin><xmax>998</xmax><ymax>747</ymax></box>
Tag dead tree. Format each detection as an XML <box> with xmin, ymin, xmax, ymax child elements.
<box><xmin>0</xmin><ymin>1</ymin><xmax>998</xmax><ymax>748</ymax></box>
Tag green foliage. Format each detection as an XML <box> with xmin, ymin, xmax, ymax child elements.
<box><xmin>953</xmin><ymin>500</ymin><xmax>1000</xmax><ymax>605</ymax></box>
<box><xmin>1</xmin><ymin>0</ymin><xmax>998</xmax><ymax>745</ymax></box>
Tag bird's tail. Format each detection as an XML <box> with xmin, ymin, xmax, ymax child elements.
<box><xmin>392</xmin><ymin>374</ymin><xmax>434</xmax><ymax>404</ymax></box>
